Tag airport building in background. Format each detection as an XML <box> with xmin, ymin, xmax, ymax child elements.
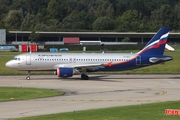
<box><xmin>1</xmin><ymin>30</ymin><xmax>180</xmax><ymax>45</ymax></box>
<box><xmin>0</xmin><ymin>29</ymin><xmax>6</xmax><ymax>45</ymax></box>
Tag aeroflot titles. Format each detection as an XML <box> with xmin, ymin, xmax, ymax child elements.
<box><xmin>38</xmin><ymin>54</ymin><xmax>62</xmax><ymax>57</ymax></box>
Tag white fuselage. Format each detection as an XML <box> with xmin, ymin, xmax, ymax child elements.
<box><xmin>6</xmin><ymin>52</ymin><xmax>137</xmax><ymax>71</ymax></box>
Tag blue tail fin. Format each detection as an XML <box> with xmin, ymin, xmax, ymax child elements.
<box><xmin>138</xmin><ymin>27</ymin><xmax>170</xmax><ymax>55</ymax></box>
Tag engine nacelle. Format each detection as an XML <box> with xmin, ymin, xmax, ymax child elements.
<box><xmin>57</xmin><ymin>68</ymin><xmax>74</xmax><ymax>77</ymax></box>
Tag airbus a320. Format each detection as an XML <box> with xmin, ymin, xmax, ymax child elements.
<box><xmin>6</xmin><ymin>27</ymin><xmax>173</xmax><ymax>80</ymax></box>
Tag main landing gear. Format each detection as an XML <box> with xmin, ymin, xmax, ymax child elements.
<box><xmin>81</xmin><ymin>73</ymin><xmax>89</xmax><ymax>80</ymax></box>
<box><xmin>25</xmin><ymin>71</ymin><xmax>89</xmax><ymax>80</ymax></box>
<box><xmin>26</xmin><ymin>71</ymin><xmax>31</xmax><ymax>80</ymax></box>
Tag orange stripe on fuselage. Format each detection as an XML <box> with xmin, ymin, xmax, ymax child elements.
<box><xmin>104</xmin><ymin>55</ymin><xmax>138</xmax><ymax>67</ymax></box>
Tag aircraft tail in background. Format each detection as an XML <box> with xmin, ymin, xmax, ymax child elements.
<box><xmin>138</xmin><ymin>27</ymin><xmax>170</xmax><ymax>55</ymax></box>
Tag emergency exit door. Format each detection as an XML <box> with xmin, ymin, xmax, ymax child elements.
<box><xmin>136</xmin><ymin>55</ymin><xmax>141</xmax><ymax>65</ymax></box>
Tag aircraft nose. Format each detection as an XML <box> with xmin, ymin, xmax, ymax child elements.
<box><xmin>5</xmin><ymin>61</ymin><xmax>14</xmax><ymax>69</ymax></box>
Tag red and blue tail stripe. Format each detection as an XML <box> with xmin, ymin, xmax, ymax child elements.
<box><xmin>138</xmin><ymin>27</ymin><xmax>170</xmax><ymax>55</ymax></box>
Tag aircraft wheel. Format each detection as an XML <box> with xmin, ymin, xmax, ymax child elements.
<box><xmin>26</xmin><ymin>76</ymin><xmax>30</xmax><ymax>80</ymax></box>
<box><xmin>85</xmin><ymin>75</ymin><xmax>89</xmax><ymax>80</ymax></box>
<box><xmin>81</xmin><ymin>74</ymin><xmax>89</xmax><ymax>80</ymax></box>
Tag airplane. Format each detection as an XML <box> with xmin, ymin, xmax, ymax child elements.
<box><xmin>5</xmin><ymin>27</ymin><xmax>173</xmax><ymax>80</ymax></box>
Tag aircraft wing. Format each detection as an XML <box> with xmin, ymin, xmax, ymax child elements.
<box><xmin>53</xmin><ymin>63</ymin><xmax>105</xmax><ymax>70</ymax></box>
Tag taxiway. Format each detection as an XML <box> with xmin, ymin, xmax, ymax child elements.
<box><xmin>0</xmin><ymin>74</ymin><xmax>180</xmax><ymax>119</ymax></box>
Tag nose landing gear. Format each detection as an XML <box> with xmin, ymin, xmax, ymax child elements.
<box><xmin>26</xmin><ymin>71</ymin><xmax>31</xmax><ymax>80</ymax></box>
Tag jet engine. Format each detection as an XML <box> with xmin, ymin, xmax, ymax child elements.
<box><xmin>57</xmin><ymin>68</ymin><xmax>74</xmax><ymax>77</ymax></box>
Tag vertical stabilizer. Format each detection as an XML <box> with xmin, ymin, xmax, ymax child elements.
<box><xmin>138</xmin><ymin>27</ymin><xmax>170</xmax><ymax>55</ymax></box>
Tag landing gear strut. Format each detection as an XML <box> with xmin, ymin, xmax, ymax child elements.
<box><xmin>26</xmin><ymin>71</ymin><xmax>31</xmax><ymax>80</ymax></box>
<box><xmin>81</xmin><ymin>73</ymin><xmax>89</xmax><ymax>80</ymax></box>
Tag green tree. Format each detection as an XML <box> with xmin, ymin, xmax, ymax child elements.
<box><xmin>115</xmin><ymin>10</ymin><xmax>140</xmax><ymax>31</ymax></box>
<box><xmin>46</xmin><ymin>0</ymin><xmax>58</xmax><ymax>19</ymax></box>
<box><xmin>0</xmin><ymin>0</ymin><xmax>12</xmax><ymax>18</ymax></box>
<box><xmin>60</xmin><ymin>12</ymin><xmax>78</xmax><ymax>29</ymax></box>
<box><xmin>28</xmin><ymin>30</ymin><xmax>40</xmax><ymax>43</ymax></box>
<box><xmin>121</xmin><ymin>37</ymin><xmax>131</xmax><ymax>42</ymax></box>
<box><xmin>60</xmin><ymin>11</ymin><xmax>94</xmax><ymax>30</ymax></box>
<box><xmin>106</xmin><ymin>4</ymin><xmax>114</xmax><ymax>18</ymax></box>
<box><xmin>95</xmin><ymin>1</ymin><xmax>110</xmax><ymax>17</ymax></box>
<box><xmin>21</xmin><ymin>13</ymin><xmax>35</xmax><ymax>30</ymax></box>
<box><xmin>174</xmin><ymin>3</ymin><xmax>180</xmax><ymax>28</ymax></box>
<box><xmin>45</xmin><ymin>19</ymin><xmax>60</xmax><ymax>30</ymax></box>
<box><xmin>113</xmin><ymin>0</ymin><xmax>129</xmax><ymax>16</ymax></box>
<box><xmin>130</xmin><ymin>0</ymin><xmax>148</xmax><ymax>17</ymax></box>
<box><xmin>92</xmin><ymin>17</ymin><xmax>114</xmax><ymax>30</ymax></box>
<box><xmin>1</xmin><ymin>0</ymin><xmax>180</xmax><ymax>31</ymax></box>
<box><xmin>150</xmin><ymin>4</ymin><xmax>176</xmax><ymax>30</ymax></box>
<box><xmin>25</xmin><ymin>0</ymin><xmax>49</xmax><ymax>14</ymax></box>
<box><xmin>5</xmin><ymin>10</ymin><xmax>22</xmax><ymax>29</ymax></box>
<box><xmin>57</xmin><ymin>2</ymin><xmax>71</xmax><ymax>22</ymax></box>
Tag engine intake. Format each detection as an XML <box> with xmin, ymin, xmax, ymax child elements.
<box><xmin>57</xmin><ymin>68</ymin><xmax>74</xmax><ymax>77</ymax></box>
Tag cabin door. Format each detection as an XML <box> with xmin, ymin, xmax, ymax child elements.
<box><xmin>26</xmin><ymin>55</ymin><xmax>31</xmax><ymax>65</ymax></box>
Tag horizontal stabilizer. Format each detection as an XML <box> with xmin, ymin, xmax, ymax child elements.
<box><xmin>149</xmin><ymin>57</ymin><xmax>172</xmax><ymax>63</ymax></box>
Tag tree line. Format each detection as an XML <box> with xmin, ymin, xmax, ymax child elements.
<box><xmin>0</xmin><ymin>0</ymin><xmax>180</xmax><ymax>32</ymax></box>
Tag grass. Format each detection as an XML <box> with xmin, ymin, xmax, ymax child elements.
<box><xmin>11</xmin><ymin>101</ymin><xmax>180</xmax><ymax>120</ymax></box>
<box><xmin>0</xmin><ymin>87</ymin><xmax>64</xmax><ymax>102</ymax></box>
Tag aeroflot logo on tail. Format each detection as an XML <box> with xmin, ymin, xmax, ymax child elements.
<box><xmin>146</xmin><ymin>32</ymin><xmax>169</xmax><ymax>49</ymax></box>
<box><xmin>138</xmin><ymin>32</ymin><xmax>169</xmax><ymax>55</ymax></box>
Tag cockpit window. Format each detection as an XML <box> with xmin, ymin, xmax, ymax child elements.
<box><xmin>12</xmin><ymin>58</ymin><xmax>17</xmax><ymax>60</ymax></box>
<box><xmin>12</xmin><ymin>58</ymin><xmax>20</xmax><ymax>61</ymax></box>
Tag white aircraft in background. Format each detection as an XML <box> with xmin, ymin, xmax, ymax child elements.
<box><xmin>165</xmin><ymin>44</ymin><xmax>175</xmax><ymax>51</ymax></box>
<box><xmin>6</xmin><ymin>27</ymin><xmax>173</xmax><ymax>80</ymax></box>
